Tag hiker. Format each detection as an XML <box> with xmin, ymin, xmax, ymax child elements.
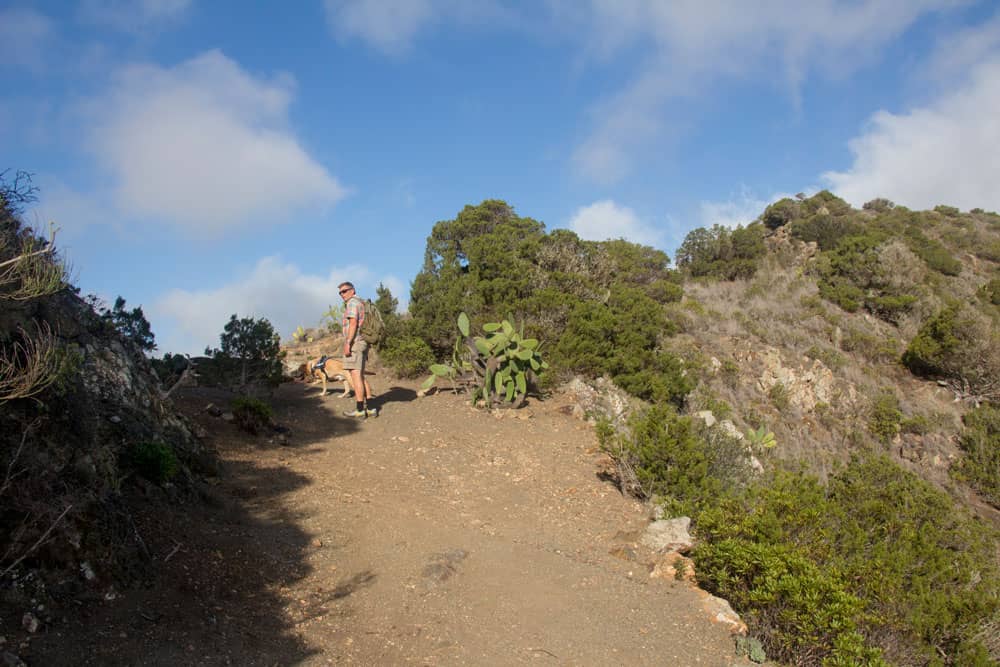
<box><xmin>339</xmin><ymin>281</ymin><xmax>377</xmax><ymax>417</ymax></box>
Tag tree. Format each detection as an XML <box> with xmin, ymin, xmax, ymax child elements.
<box><xmin>409</xmin><ymin>200</ymin><xmax>545</xmax><ymax>351</ymax></box>
<box><xmin>206</xmin><ymin>314</ymin><xmax>284</xmax><ymax>393</ymax></box>
<box><xmin>102</xmin><ymin>296</ymin><xmax>156</xmax><ymax>352</ymax></box>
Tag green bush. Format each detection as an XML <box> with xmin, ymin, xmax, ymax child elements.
<box><xmin>694</xmin><ymin>458</ymin><xmax>1000</xmax><ymax>665</ymax></box>
<box><xmin>868</xmin><ymin>391</ymin><xmax>902</xmax><ymax>444</ymax></box>
<box><xmin>903</xmin><ymin>303</ymin><xmax>1000</xmax><ymax>399</ymax></box>
<box><xmin>231</xmin><ymin>397</ymin><xmax>272</xmax><ymax>434</ymax></box>
<box><xmin>979</xmin><ymin>278</ymin><xmax>1000</xmax><ymax>306</ymax></box>
<box><xmin>131</xmin><ymin>441</ymin><xmax>178</xmax><ymax>483</ymax></box>
<box><xmin>551</xmin><ymin>286</ymin><xmax>693</xmax><ymax>406</ymax></box>
<box><xmin>597</xmin><ymin>404</ymin><xmax>750</xmax><ymax>513</ymax></box>
<box><xmin>952</xmin><ymin>403</ymin><xmax>1000</xmax><ymax>507</ymax></box>
<box><xmin>760</xmin><ymin>198</ymin><xmax>801</xmax><ymax>229</ymax></box>
<box><xmin>380</xmin><ymin>335</ymin><xmax>436</xmax><ymax>378</ymax></box>
<box><xmin>675</xmin><ymin>223</ymin><xmax>767</xmax><ymax>280</ymax></box>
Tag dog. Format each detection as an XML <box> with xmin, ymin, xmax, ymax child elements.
<box><xmin>300</xmin><ymin>356</ymin><xmax>374</xmax><ymax>398</ymax></box>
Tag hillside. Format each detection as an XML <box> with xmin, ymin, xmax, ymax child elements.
<box><xmin>2</xmin><ymin>187</ymin><xmax>999</xmax><ymax>665</ymax></box>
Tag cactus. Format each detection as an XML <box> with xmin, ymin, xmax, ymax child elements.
<box><xmin>420</xmin><ymin>312</ymin><xmax>548</xmax><ymax>407</ymax></box>
<box><xmin>746</xmin><ymin>425</ymin><xmax>777</xmax><ymax>450</ymax></box>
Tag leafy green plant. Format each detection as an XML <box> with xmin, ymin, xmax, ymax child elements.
<box><xmin>420</xmin><ymin>312</ymin><xmax>549</xmax><ymax>408</ymax></box>
<box><xmin>231</xmin><ymin>396</ymin><xmax>273</xmax><ymax>434</ymax></box>
<box><xmin>745</xmin><ymin>425</ymin><xmax>776</xmax><ymax>451</ymax></box>
<box><xmin>130</xmin><ymin>441</ymin><xmax>178</xmax><ymax>483</ymax></box>
<box><xmin>952</xmin><ymin>403</ymin><xmax>1000</xmax><ymax>507</ymax></box>
<box><xmin>768</xmin><ymin>382</ymin><xmax>790</xmax><ymax>411</ymax></box>
<box><xmin>380</xmin><ymin>335</ymin><xmax>436</xmax><ymax>378</ymax></box>
<box><xmin>868</xmin><ymin>391</ymin><xmax>902</xmax><ymax>444</ymax></box>
<box><xmin>291</xmin><ymin>325</ymin><xmax>312</xmax><ymax>343</ymax></box>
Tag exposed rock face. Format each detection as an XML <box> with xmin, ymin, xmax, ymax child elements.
<box><xmin>561</xmin><ymin>377</ymin><xmax>635</xmax><ymax>430</ymax></box>
<box><xmin>730</xmin><ymin>345</ymin><xmax>858</xmax><ymax>413</ymax></box>
<box><xmin>1</xmin><ymin>289</ymin><xmax>207</xmax><ymax>590</ymax></box>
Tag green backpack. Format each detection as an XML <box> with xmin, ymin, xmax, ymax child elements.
<box><xmin>358</xmin><ymin>299</ymin><xmax>387</xmax><ymax>347</ymax></box>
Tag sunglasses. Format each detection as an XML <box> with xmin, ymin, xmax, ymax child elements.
<box><xmin>339</xmin><ymin>288</ymin><xmax>352</xmax><ymax>294</ymax></box>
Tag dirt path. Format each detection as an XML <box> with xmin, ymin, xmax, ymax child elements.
<box><xmin>26</xmin><ymin>379</ymin><xmax>748</xmax><ymax>666</ymax></box>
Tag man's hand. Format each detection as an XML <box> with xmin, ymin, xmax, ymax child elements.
<box><xmin>344</xmin><ymin>342</ymin><xmax>351</xmax><ymax>356</ymax></box>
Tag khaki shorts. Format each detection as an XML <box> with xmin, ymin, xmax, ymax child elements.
<box><xmin>342</xmin><ymin>339</ymin><xmax>368</xmax><ymax>371</ymax></box>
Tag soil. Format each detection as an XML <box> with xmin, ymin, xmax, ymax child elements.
<box><xmin>12</xmin><ymin>376</ymin><xmax>753</xmax><ymax>666</ymax></box>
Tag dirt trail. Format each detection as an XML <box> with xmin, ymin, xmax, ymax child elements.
<box><xmin>27</xmin><ymin>379</ymin><xmax>748</xmax><ymax>666</ymax></box>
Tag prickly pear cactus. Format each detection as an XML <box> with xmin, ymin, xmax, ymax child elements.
<box><xmin>420</xmin><ymin>312</ymin><xmax>548</xmax><ymax>407</ymax></box>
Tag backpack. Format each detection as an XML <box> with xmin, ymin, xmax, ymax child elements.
<box><xmin>358</xmin><ymin>299</ymin><xmax>386</xmax><ymax>347</ymax></box>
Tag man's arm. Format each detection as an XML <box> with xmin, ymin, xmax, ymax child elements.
<box><xmin>344</xmin><ymin>316</ymin><xmax>358</xmax><ymax>355</ymax></box>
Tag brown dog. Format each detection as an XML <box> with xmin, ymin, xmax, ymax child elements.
<box><xmin>300</xmin><ymin>356</ymin><xmax>374</xmax><ymax>398</ymax></box>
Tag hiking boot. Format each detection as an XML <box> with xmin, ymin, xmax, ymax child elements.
<box><xmin>343</xmin><ymin>408</ymin><xmax>367</xmax><ymax>418</ymax></box>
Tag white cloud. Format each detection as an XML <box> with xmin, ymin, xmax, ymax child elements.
<box><xmin>699</xmin><ymin>187</ymin><xmax>799</xmax><ymax>228</ymax></box>
<box><xmin>0</xmin><ymin>8</ymin><xmax>53</xmax><ymax>71</ymax></box>
<box><xmin>323</xmin><ymin>0</ymin><xmax>516</xmax><ymax>55</ymax></box>
<box><xmin>926</xmin><ymin>12</ymin><xmax>1000</xmax><ymax>83</ymax></box>
<box><xmin>824</xmin><ymin>58</ymin><xmax>1000</xmax><ymax>212</ymax></box>
<box><xmin>568</xmin><ymin>200</ymin><xmax>663</xmax><ymax>247</ymax></box>
<box><xmin>152</xmin><ymin>257</ymin><xmax>376</xmax><ymax>355</ymax></box>
<box><xmin>79</xmin><ymin>0</ymin><xmax>192</xmax><ymax>31</ymax></box>
<box><xmin>324</xmin><ymin>0</ymin><xmax>436</xmax><ymax>55</ymax></box>
<box><xmin>569</xmin><ymin>0</ymin><xmax>962</xmax><ymax>183</ymax></box>
<box><xmin>83</xmin><ymin>50</ymin><xmax>346</xmax><ymax>235</ymax></box>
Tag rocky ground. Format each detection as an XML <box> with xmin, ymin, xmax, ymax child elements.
<box><xmin>9</xmin><ymin>374</ymin><xmax>758</xmax><ymax>666</ymax></box>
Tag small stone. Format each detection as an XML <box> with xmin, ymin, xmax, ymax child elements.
<box><xmin>221</xmin><ymin>412</ymin><xmax>235</xmax><ymax>422</ymax></box>
<box><xmin>312</xmin><ymin>538</ymin><xmax>323</xmax><ymax>548</ymax></box>
<box><xmin>109</xmin><ymin>415</ymin><xmax>122</xmax><ymax>424</ymax></box>
<box><xmin>397</xmin><ymin>436</ymin><xmax>410</xmax><ymax>443</ymax></box>
<box><xmin>21</xmin><ymin>613</ymin><xmax>38</xmax><ymax>634</ymax></box>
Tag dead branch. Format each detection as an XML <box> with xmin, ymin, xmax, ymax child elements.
<box><xmin>0</xmin><ymin>422</ymin><xmax>33</xmax><ymax>499</ymax></box>
<box><xmin>0</xmin><ymin>503</ymin><xmax>73</xmax><ymax>578</ymax></box>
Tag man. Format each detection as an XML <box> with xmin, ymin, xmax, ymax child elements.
<box><xmin>339</xmin><ymin>281</ymin><xmax>377</xmax><ymax>417</ymax></box>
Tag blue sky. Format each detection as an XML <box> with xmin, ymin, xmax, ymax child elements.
<box><xmin>3</xmin><ymin>0</ymin><xmax>1000</xmax><ymax>355</ymax></box>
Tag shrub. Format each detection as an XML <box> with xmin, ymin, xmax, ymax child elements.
<box><xmin>903</xmin><ymin>303</ymin><xmax>1000</xmax><ymax>401</ymax></box>
<box><xmin>952</xmin><ymin>403</ymin><xmax>1000</xmax><ymax>507</ymax></box>
<box><xmin>694</xmin><ymin>458</ymin><xmax>1000</xmax><ymax>665</ymax></box>
<box><xmin>598</xmin><ymin>404</ymin><xmax>751</xmax><ymax>513</ymax></box>
<box><xmin>863</xmin><ymin>198</ymin><xmax>895</xmax><ymax>212</ymax></box>
<box><xmin>768</xmin><ymin>383</ymin><xmax>790</xmax><ymax>411</ymax></box>
<box><xmin>675</xmin><ymin>223</ymin><xmax>767</xmax><ymax>280</ymax></box>
<box><xmin>760</xmin><ymin>198</ymin><xmax>800</xmax><ymax>229</ymax></box>
<box><xmin>231</xmin><ymin>397</ymin><xmax>272</xmax><ymax>434</ymax></box>
<box><xmin>380</xmin><ymin>335</ymin><xmax>435</xmax><ymax>378</ymax></box>
<box><xmin>130</xmin><ymin>441</ymin><xmax>178</xmax><ymax>483</ymax></box>
<box><xmin>868</xmin><ymin>391</ymin><xmax>902</xmax><ymax>444</ymax></box>
<box><xmin>551</xmin><ymin>287</ymin><xmax>693</xmax><ymax>406</ymax></box>
<box><xmin>979</xmin><ymin>278</ymin><xmax>1000</xmax><ymax>306</ymax></box>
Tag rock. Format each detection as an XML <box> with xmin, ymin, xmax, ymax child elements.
<box><xmin>695</xmin><ymin>411</ymin><xmax>717</xmax><ymax>428</ymax></box>
<box><xmin>1</xmin><ymin>651</ymin><xmax>27</xmax><ymax>667</ymax></box>
<box><xmin>640</xmin><ymin>517</ymin><xmax>693</xmax><ymax>553</ymax></box>
<box><xmin>80</xmin><ymin>561</ymin><xmax>97</xmax><ymax>582</ymax></box>
<box><xmin>109</xmin><ymin>415</ymin><xmax>122</xmax><ymax>424</ymax></box>
<box><xmin>21</xmin><ymin>613</ymin><xmax>38</xmax><ymax>634</ymax></box>
<box><xmin>221</xmin><ymin>412</ymin><xmax>235</xmax><ymax>422</ymax></box>
<box><xmin>205</xmin><ymin>403</ymin><xmax>223</xmax><ymax>417</ymax></box>
<box><xmin>649</xmin><ymin>552</ymin><xmax>696</xmax><ymax>582</ymax></box>
<box><xmin>698</xmin><ymin>590</ymin><xmax>747</xmax><ymax>635</ymax></box>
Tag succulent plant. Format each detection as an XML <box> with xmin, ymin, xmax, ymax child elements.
<box><xmin>420</xmin><ymin>312</ymin><xmax>548</xmax><ymax>407</ymax></box>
